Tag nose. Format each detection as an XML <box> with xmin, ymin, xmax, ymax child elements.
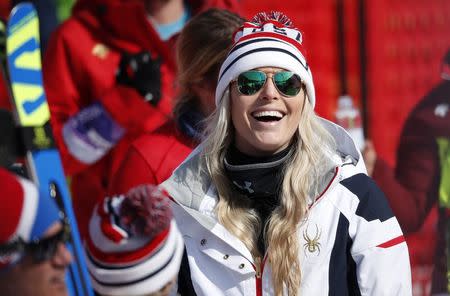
<box><xmin>259</xmin><ymin>75</ymin><xmax>279</xmax><ymax>100</ymax></box>
<box><xmin>52</xmin><ymin>243</ymin><xmax>73</xmax><ymax>268</ymax></box>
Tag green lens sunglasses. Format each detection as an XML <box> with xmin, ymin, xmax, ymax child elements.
<box><xmin>234</xmin><ymin>70</ymin><xmax>303</xmax><ymax>97</ymax></box>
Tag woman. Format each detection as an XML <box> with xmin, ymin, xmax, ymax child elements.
<box><xmin>43</xmin><ymin>0</ymin><xmax>241</xmax><ymax>239</ymax></box>
<box><xmin>109</xmin><ymin>8</ymin><xmax>246</xmax><ymax>194</ymax></box>
<box><xmin>161</xmin><ymin>12</ymin><xmax>412</xmax><ymax>295</ymax></box>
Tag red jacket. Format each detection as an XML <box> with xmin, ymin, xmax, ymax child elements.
<box><xmin>0</xmin><ymin>71</ymin><xmax>11</xmax><ymax>110</ymax></box>
<box><xmin>43</xmin><ymin>0</ymin><xmax>241</xmax><ymax>239</ymax></box>
<box><xmin>372</xmin><ymin>80</ymin><xmax>450</xmax><ymax>293</ymax></box>
<box><xmin>109</xmin><ymin>121</ymin><xmax>196</xmax><ymax>198</ymax></box>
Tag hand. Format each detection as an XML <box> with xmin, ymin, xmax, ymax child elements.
<box><xmin>119</xmin><ymin>185</ymin><xmax>172</xmax><ymax>238</ymax></box>
<box><xmin>362</xmin><ymin>139</ymin><xmax>377</xmax><ymax>176</ymax></box>
<box><xmin>116</xmin><ymin>51</ymin><xmax>162</xmax><ymax>106</ymax></box>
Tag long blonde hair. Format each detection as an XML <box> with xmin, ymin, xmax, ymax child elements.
<box><xmin>202</xmin><ymin>89</ymin><xmax>337</xmax><ymax>295</ymax></box>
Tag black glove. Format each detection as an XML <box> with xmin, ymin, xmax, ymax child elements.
<box><xmin>116</xmin><ymin>51</ymin><xmax>162</xmax><ymax>106</ymax></box>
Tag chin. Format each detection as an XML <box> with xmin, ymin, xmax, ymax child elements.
<box><xmin>251</xmin><ymin>141</ymin><xmax>289</xmax><ymax>155</ymax></box>
<box><xmin>257</xmin><ymin>137</ymin><xmax>289</xmax><ymax>150</ymax></box>
<box><xmin>49</xmin><ymin>277</ymin><xmax>69</xmax><ymax>296</ymax></box>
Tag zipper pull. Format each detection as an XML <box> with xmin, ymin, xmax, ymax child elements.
<box><xmin>255</xmin><ymin>256</ymin><xmax>262</xmax><ymax>278</ymax></box>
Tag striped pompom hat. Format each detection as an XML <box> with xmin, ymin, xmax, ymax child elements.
<box><xmin>85</xmin><ymin>184</ymin><xmax>183</xmax><ymax>296</ymax></box>
<box><xmin>215</xmin><ymin>11</ymin><xmax>315</xmax><ymax>108</ymax></box>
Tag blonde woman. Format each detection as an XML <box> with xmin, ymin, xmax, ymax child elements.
<box><xmin>161</xmin><ymin>12</ymin><xmax>412</xmax><ymax>296</ymax></box>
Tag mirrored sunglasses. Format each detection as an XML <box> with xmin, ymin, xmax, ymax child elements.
<box><xmin>235</xmin><ymin>70</ymin><xmax>303</xmax><ymax>97</ymax></box>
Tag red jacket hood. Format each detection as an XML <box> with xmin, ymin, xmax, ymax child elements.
<box><xmin>71</xmin><ymin>0</ymin><xmax>242</xmax><ymax>71</ymax></box>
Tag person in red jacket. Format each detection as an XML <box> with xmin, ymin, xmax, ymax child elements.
<box><xmin>108</xmin><ymin>8</ymin><xmax>245</xmax><ymax>196</ymax></box>
<box><xmin>363</xmin><ymin>49</ymin><xmax>450</xmax><ymax>294</ymax></box>
<box><xmin>43</xmin><ymin>0</ymin><xmax>241</xmax><ymax>239</ymax></box>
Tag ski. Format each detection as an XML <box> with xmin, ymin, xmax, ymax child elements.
<box><xmin>5</xmin><ymin>3</ymin><xmax>93</xmax><ymax>295</ymax></box>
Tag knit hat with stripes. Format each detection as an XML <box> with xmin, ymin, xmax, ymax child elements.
<box><xmin>85</xmin><ymin>185</ymin><xmax>183</xmax><ymax>296</ymax></box>
<box><xmin>215</xmin><ymin>11</ymin><xmax>315</xmax><ymax>108</ymax></box>
<box><xmin>0</xmin><ymin>168</ymin><xmax>60</xmax><ymax>267</ymax></box>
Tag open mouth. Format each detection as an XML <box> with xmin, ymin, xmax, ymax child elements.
<box><xmin>252</xmin><ymin>110</ymin><xmax>285</xmax><ymax>122</ymax></box>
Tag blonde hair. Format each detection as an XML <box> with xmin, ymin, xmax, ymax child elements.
<box><xmin>202</xmin><ymin>89</ymin><xmax>337</xmax><ymax>295</ymax></box>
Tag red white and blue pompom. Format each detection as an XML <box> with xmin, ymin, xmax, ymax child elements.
<box><xmin>251</xmin><ymin>11</ymin><xmax>293</xmax><ymax>28</ymax></box>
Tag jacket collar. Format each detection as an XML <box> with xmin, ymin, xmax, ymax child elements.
<box><xmin>161</xmin><ymin>118</ymin><xmax>367</xmax><ymax>244</ymax></box>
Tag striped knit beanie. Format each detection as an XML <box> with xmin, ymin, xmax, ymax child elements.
<box><xmin>85</xmin><ymin>185</ymin><xmax>183</xmax><ymax>296</ymax></box>
<box><xmin>215</xmin><ymin>11</ymin><xmax>315</xmax><ymax>108</ymax></box>
<box><xmin>0</xmin><ymin>168</ymin><xmax>60</xmax><ymax>267</ymax></box>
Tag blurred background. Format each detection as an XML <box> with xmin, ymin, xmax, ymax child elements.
<box><xmin>0</xmin><ymin>0</ymin><xmax>448</xmax><ymax>295</ymax></box>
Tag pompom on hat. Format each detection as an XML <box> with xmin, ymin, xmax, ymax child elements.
<box><xmin>85</xmin><ymin>184</ymin><xmax>184</xmax><ymax>296</ymax></box>
<box><xmin>0</xmin><ymin>168</ymin><xmax>61</xmax><ymax>267</ymax></box>
<box><xmin>215</xmin><ymin>11</ymin><xmax>315</xmax><ymax>107</ymax></box>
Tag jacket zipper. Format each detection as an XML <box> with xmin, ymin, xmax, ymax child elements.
<box><xmin>254</xmin><ymin>256</ymin><xmax>264</xmax><ymax>296</ymax></box>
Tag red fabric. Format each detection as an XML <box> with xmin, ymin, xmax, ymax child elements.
<box><xmin>109</xmin><ymin>121</ymin><xmax>196</xmax><ymax>196</ymax></box>
<box><xmin>372</xmin><ymin>80</ymin><xmax>450</xmax><ymax>293</ymax></box>
<box><xmin>372</xmin><ymin>80</ymin><xmax>450</xmax><ymax>233</ymax></box>
<box><xmin>376</xmin><ymin>235</ymin><xmax>405</xmax><ymax>248</ymax></box>
<box><xmin>43</xmin><ymin>0</ymin><xmax>241</xmax><ymax>239</ymax></box>
<box><xmin>100</xmin><ymin>216</ymin><xmax>126</xmax><ymax>244</ymax></box>
<box><xmin>0</xmin><ymin>1</ymin><xmax>10</xmax><ymax>20</ymax></box>
<box><xmin>0</xmin><ymin>71</ymin><xmax>11</xmax><ymax>110</ymax></box>
<box><xmin>0</xmin><ymin>168</ymin><xmax>24</xmax><ymax>243</ymax></box>
<box><xmin>86</xmin><ymin>226</ymin><xmax>169</xmax><ymax>264</ymax></box>
<box><xmin>366</xmin><ymin>1</ymin><xmax>450</xmax><ymax>166</ymax></box>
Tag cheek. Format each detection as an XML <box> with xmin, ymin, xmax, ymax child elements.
<box><xmin>285</xmin><ymin>100</ymin><xmax>303</xmax><ymax>134</ymax></box>
<box><xmin>11</xmin><ymin>263</ymin><xmax>49</xmax><ymax>291</ymax></box>
<box><xmin>288</xmin><ymin>98</ymin><xmax>304</xmax><ymax>121</ymax></box>
<box><xmin>230</xmin><ymin>96</ymin><xmax>248</xmax><ymax>130</ymax></box>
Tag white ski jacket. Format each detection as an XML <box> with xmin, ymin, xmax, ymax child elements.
<box><xmin>161</xmin><ymin>119</ymin><xmax>412</xmax><ymax>296</ymax></box>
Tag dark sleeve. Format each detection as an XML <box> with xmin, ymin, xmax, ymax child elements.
<box><xmin>177</xmin><ymin>248</ymin><xmax>197</xmax><ymax>296</ymax></box>
<box><xmin>372</xmin><ymin>114</ymin><xmax>440</xmax><ymax>233</ymax></box>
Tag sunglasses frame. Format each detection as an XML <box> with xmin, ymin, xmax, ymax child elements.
<box><xmin>232</xmin><ymin>70</ymin><xmax>304</xmax><ymax>97</ymax></box>
<box><xmin>0</xmin><ymin>218</ymin><xmax>71</xmax><ymax>264</ymax></box>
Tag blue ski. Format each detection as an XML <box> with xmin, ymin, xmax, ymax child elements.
<box><xmin>6</xmin><ymin>3</ymin><xmax>93</xmax><ymax>296</ymax></box>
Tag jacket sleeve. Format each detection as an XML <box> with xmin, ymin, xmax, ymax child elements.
<box><xmin>346</xmin><ymin>176</ymin><xmax>412</xmax><ymax>295</ymax></box>
<box><xmin>353</xmin><ymin>240</ymin><xmax>412</xmax><ymax>295</ymax></box>
<box><xmin>43</xmin><ymin>23</ymin><xmax>87</xmax><ymax>176</ymax></box>
<box><xmin>372</xmin><ymin>112</ymin><xmax>439</xmax><ymax>233</ymax></box>
<box><xmin>43</xmin><ymin>20</ymin><xmax>170</xmax><ymax>176</ymax></box>
<box><xmin>108</xmin><ymin>144</ymin><xmax>158</xmax><ymax>196</ymax></box>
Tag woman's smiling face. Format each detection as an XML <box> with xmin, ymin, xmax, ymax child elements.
<box><xmin>230</xmin><ymin>67</ymin><xmax>306</xmax><ymax>156</ymax></box>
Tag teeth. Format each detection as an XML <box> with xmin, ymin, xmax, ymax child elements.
<box><xmin>253</xmin><ymin>111</ymin><xmax>284</xmax><ymax>118</ymax></box>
